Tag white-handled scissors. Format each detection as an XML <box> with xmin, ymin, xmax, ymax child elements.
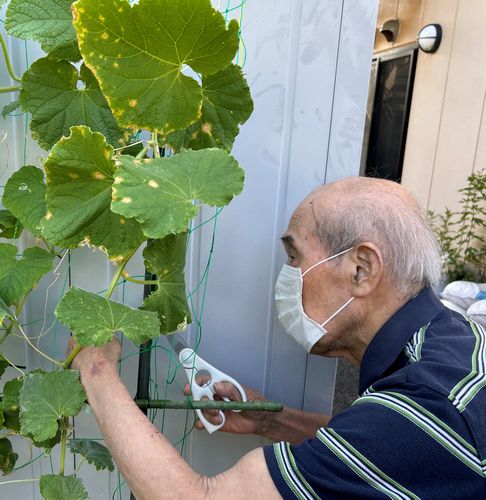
<box><xmin>170</xmin><ymin>336</ymin><xmax>247</xmax><ymax>434</ymax></box>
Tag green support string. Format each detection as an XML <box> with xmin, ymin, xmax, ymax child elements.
<box><xmin>0</xmin><ymin>3</ymin><xmax>252</xmax><ymax>497</ymax></box>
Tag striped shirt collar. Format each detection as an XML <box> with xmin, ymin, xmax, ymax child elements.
<box><xmin>359</xmin><ymin>287</ymin><xmax>445</xmax><ymax>394</ymax></box>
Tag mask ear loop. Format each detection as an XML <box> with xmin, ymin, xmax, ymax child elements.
<box><xmin>302</xmin><ymin>247</ymin><xmax>353</xmax><ymax>278</ymax></box>
<box><xmin>320</xmin><ymin>297</ymin><xmax>355</xmax><ymax>327</ymax></box>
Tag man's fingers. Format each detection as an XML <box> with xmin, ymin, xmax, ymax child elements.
<box><xmin>213</xmin><ymin>381</ymin><xmax>243</xmax><ymax>402</ymax></box>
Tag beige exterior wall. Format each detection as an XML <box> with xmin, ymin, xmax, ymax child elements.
<box><xmin>373</xmin><ymin>0</ymin><xmax>486</xmax><ymax>213</ymax></box>
<box><xmin>374</xmin><ymin>0</ymin><xmax>423</xmax><ymax>53</ymax></box>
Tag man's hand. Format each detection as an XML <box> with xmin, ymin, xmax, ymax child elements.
<box><xmin>186</xmin><ymin>376</ymin><xmax>330</xmax><ymax>444</ymax></box>
<box><xmin>185</xmin><ymin>380</ymin><xmax>272</xmax><ymax>436</ymax></box>
<box><xmin>67</xmin><ymin>336</ymin><xmax>121</xmax><ymax>381</ymax></box>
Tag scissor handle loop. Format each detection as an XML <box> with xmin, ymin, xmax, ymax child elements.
<box><xmin>179</xmin><ymin>348</ymin><xmax>247</xmax><ymax>434</ymax></box>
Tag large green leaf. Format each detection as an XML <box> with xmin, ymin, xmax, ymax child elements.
<box><xmin>111</xmin><ymin>148</ymin><xmax>244</xmax><ymax>239</ymax></box>
<box><xmin>0</xmin><ymin>438</ymin><xmax>17</xmax><ymax>475</ymax></box>
<box><xmin>0</xmin><ymin>244</ymin><xmax>52</xmax><ymax>306</ymax></box>
<box><xmin>55</xmin><ymin>287</ymin><xmax>161</xmax><ymax>347</ymax></box>
<box><xmin>3</xmin><ymin>166</ymin><xmax>46</xmax><ymax>237</ymax></box>
<box><xmin>40</xmin><ymin>475</ymin><xmax>88</xmax><ymax>500</ymax></box>
<box><xmin>165</xmin><ymin>64</ymin><xmax>254</xmax><ymax>152</ymax></box>
<box><xmin>0</xmin><ymin>210</ymin><xmax>23</xmax><ymax>239</ymax></box>
<box><xmin>0</xmin><ymin>376</ymin><xmax>56</xmax><ymax>449</ymax></box>
<box><xmin>42</xmin><ymin>126</ymin><xmax>144</xmax><ymax>261</ymax></box>
<box><xmin>19</xmin><ymin>58</ymin><xmax>125</xmax><ymax>150</ymax></box>
<box><xmin>142</xmin><ymin>234</ymin><xmax>191</xmax><ymax>334</ymax></box>
<box><xmin>19</xmin><ymin>370</ymin><xmax>86</xmax><ymax>442</ymax></box>
<box><xmin>69</xmin><ymin>439</ymin><xmax>114</xmax><ymax>471</ymax></box>
<box><xmin>6</xmin><ymin>0</ymin><xmax>80</xmax><ymax>61</ymax></box>
<box><xmin>73</xmin><ymin>0</ymin><xmax>239</xmax><ymax>133</ymax></box>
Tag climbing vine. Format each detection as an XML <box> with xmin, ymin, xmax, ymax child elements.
<box><xmin>0</xmin><ymin>0</ymin><xmax>253</xmax><ymax>497</ymax></box>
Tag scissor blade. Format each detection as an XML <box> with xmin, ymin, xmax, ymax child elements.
<box><xmin>168</xmin><ymin>334</ymin><xmax>188</xmax><ymax>356</ymax></box>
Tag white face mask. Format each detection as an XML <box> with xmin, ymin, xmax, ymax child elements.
<box><xmin>275</xmin><ymin>248</ymin><xmax>355</xmax><ymax>353</ymax></box>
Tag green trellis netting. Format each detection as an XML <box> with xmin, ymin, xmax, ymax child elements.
<box><xmin>0</xmin><ymin>1</ymin><xmax>250</xmax><ymax>498</ymax></box>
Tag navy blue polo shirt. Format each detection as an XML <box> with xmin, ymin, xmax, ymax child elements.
<box><xmin>264</xmin><ymin>288</ymin><xmax>486</xmax><ymax>499</ymax></box>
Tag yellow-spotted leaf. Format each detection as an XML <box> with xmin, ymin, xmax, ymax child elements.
<box><xmin>55</xmin><ymin>287</ymin><xmax>161</xmax><ymax>347</ymax></box>
<box><xmin>165</xmin><ymin>64</ymin><xmax>254</xmax><ymax>152</ymax></box>
<box><xmin>111</xmin><ymin>148</ymin><xmax>244</xmax><ymax>239</ymax></box>
<box><xmin>42</xmin><ymin>126</ymin><xmax>144</xmax><ymax>261</ymax></box>
<box><xmin>73</xmin><ymin>0</ymin><xmax>239</xmax><ymax>133</ymax></box>
<box><xmin>3</xmin><ymin>166</ymin><xmax>46</xmax><ymax>237</ymax></box>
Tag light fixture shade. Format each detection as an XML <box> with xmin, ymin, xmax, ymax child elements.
<box><xmin>380</xmin><ymin>19</ymin><xmax>400</xmax><ymax>43</ymax></box>
<box><xmin>417</xmin><ymin>24</ymin><xmax>442</xmax><ymax>53</ymax></box>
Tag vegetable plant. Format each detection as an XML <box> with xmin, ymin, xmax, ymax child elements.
<box><xmin>0</xmin><ymin>0</ymin><xmax>254</xmax><ymax>497</ymax></box>
<box><xmin>429</xmin><ymin>169</ymin><xmax>486</xmax><ymax>282</ymax></box>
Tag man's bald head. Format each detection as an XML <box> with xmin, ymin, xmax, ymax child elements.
<box><xmin>295</xmin><ymin>177</ymin><xmax>442</xmax><ymax>297</ymax></box>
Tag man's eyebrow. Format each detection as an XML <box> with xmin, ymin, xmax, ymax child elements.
<box><xmin>280</xmin><ymin>234</ymin><xmax>295</xmax><ymax>248</ymax></box>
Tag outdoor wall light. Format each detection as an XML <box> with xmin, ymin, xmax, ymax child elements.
<box><xmin>417</xmin><ymin>24</ymin><xmax>442</xmax><ymax>53</ymax></box>
<box><xmin>380</xmin><ymin>19</ymin><xmax>400</xmax><ymax>43</ymax></box>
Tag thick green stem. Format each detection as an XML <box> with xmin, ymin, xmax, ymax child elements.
<box><xmin>63</xmin><ymin>344</ymin><xmax>82</xmax><ymax>369</ymax></box>
<box><xmin>59</xmin><ymin>417</ymin><xmax>68</xmax><ymax>475</ymax></box>
<box><xmin>135</xmin><ymin>399</ymin><xmax>284</xmax><ymax>412</ymax></box>
<box><xmin>0</xmin><ymin>85</ymin><xmax>20</xmax><ymax>93</ymax></box>
<box><xmin>0</xmin><ymin>32</ymin><xmax>22</xmax><ymax>83</ymax></box>
<box><xmin>105</xmin><ymin>251</ymin><xmax>135</xmax><ymax>300</ymax></box>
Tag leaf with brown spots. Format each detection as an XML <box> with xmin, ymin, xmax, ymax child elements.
<box><xmin>41</xmin><ymin>126</ymin><xmax>144</xmax><ymax>260</ymax></box>
<box><xmin>73</xmin><ymin>0</ymin><xmax>239</xmax><ymax>133</ymax></box>
<box><xmin>111</xmin><ymin>148</ymin><xmax>244</xmax><ymax>239</ymax></box>
<box><xmin>165</xmin><ymin>64</ymin><xmax>254</xmax><ymax>152</ymax></box>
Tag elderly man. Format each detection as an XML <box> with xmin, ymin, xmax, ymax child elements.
<box><xmin>70</xmin><ymin>177</ymin><xmax>486</xmax><ymax>498</ymax></box>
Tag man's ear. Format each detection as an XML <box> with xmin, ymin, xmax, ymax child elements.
<box><xmin>348</xmin><ymin>242</ymin><xmax>383</xmax><ymax>297</ymax></box>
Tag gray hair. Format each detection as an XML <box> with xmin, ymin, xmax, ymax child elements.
<box><xmin>312</xmin><ymin>180</ymin><xmax>443</xmax><ymax>297</ymax></box>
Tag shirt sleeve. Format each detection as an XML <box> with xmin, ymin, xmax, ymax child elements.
<box><xmin>263</xmin><ymin>387</ymin><xmax>482</xmax><ymax>499</ymax></box>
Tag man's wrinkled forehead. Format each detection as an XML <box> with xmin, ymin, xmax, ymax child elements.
<box><xmin>281</xmin><ymin>202</ymin><xmax>318</xmax><ymax>249</ymax></box>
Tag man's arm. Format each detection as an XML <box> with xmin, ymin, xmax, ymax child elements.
<box><xmin>74</xmin><ymin>339</ymin><xmax>280</xmax><ymax>499</ymax></box>
<box><xmin>193</xmin><ymin>380</ymin><xmax>329</xmax><ymax>444</ymax></box>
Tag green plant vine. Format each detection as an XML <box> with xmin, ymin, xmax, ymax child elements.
<box><xmin>0</xmin><ymin>0</ymin><xmax>255</xmax><ymax>497</ymax></box>
<box><xmin>0</xmin><ymin>31</ymin><xmax>21</xmax><ymax>83</ymax></box>
<box><xmin>429</xmin><ymin>169</ymin><xmax>486</xmax><ymax>282</ymax></box>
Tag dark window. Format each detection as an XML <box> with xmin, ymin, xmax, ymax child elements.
<box><xmin>363</xmin><ymin>48</ymin><xmax>417</xmax><ymax>182</ymax></box>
